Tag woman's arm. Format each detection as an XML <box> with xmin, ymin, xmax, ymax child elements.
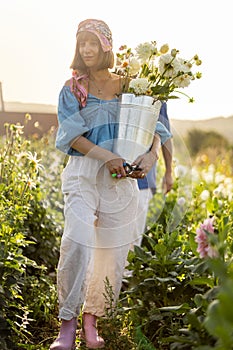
<box><xmin>71</xmin><ymin>136</ymin><xmax>127</xmax><ymax>177</ymax></box>
<box><xmin>130</xmin><ymin>133</ymin><xmax>161</xmax><ymax>178</ymax></box>
<box><xmin>161</xmin><ymin>138</ymin><xmax>173</xmax><ymax>193</ymax></box>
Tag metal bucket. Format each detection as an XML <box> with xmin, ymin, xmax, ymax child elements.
<box><xmin>113</xmin><ymin>93</ymin><xmax>161</xmax><ymax>163</ymax></box>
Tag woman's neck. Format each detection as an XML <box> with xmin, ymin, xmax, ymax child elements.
<box><xmin>88</xmin><ymin>69</ymin><xmax>110</xmax><ymax>81</ymax></box>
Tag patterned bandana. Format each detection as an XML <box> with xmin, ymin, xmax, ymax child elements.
<box><xmin>70</xmin><ymin>19</ymin><xmax>112</xmax><ymax>108</ymax></box>
<box><xmin>70</xmin><ymin>70</ymin><xmax>89</xmax><ymax>109</ymax></box>
<box><xmin>76</xmin><ymin>18</ymin><xmax>113</xmax><ymax>52</ymax></box>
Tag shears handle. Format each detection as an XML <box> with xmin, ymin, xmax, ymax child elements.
<box><xmin>123</xmin><ymin>162</ymin><xmax>142</xmax><ymax>175</ymax></box>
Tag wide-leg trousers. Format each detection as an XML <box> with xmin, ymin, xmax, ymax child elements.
<box><xmin>57</xmin><ymin>156</ymin><xmax>142</xmax><ymax>319</ymax></box>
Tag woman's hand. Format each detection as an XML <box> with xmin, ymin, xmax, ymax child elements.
<box><xmin>129</xmin><ymin>150</ymin><xmax>159</xmax><ymax>179</ymax></box>
<box><xmin>105</xmin><ymin>156</ymin><xmax>127</xmax><ymax>178</ymax></box>
<box><xmin>129</xmin><ymin>133</ymin><xmax>161</xmax><ymax>179</ymax></box>
<box><xmin>162</xmin><ymin>170</ymin><xmax>173</xmax><ymax>194</ymax></box>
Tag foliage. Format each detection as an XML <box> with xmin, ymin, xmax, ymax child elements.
<box><xmin>186</xmin><ymin>129</ymin><xmax>229</xmax><ymax>156</ymax></box>
<box><xmin>1</xmin><ymin>118</ymin><xmax>233</xmax><ymax>349</ymax></box>
<box><xmin>78</xmin><ymin>277</ymin><xmax>155</xmax><ymax>350</ymax></box>
<box><xmin>0</xmin><ymin>122</ymin><xmax>62</xmax><ymax>349</ymax></box>
<box><xmin>122</xmin><ymin>150</ymin><xmax>233</xmax><ymax>349</ymax></box>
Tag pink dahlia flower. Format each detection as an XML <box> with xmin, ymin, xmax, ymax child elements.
<box><xmin>195</xmin><ymin>217</ymin><xmax>218</xmax><ymax>258</ymax></box>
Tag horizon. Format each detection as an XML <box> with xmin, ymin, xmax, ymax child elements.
<box><xmin>1</xmin><ymin>99</ymin><xmax>233</xmax><ymax>122</ymax></box>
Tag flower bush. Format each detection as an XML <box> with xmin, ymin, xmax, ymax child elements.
<box><xmin>114</xmin><ymin>41</ymin><xmax>202</xmax><ymax>101</ymax></box>
<box><xmin>0</xmin><ymin>122</ymin><xmax>62</xmax><ymax>349</ymax></box>
<box><xmin>1</xmin><ymin>120</ymin><xmax>233</xmax><ymax>349</ymax></box>
<box><xmin>122</xmin><ymin>147</ymin><xmax>233</xmax><ymax>349</ymax></box>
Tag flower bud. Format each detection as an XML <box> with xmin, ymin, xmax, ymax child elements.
<box><xmin>119</xmin><ymin>45</ymin><xmax>127</xmax><ymax>50</ymax></box>
<box><xmin>196</xmin><ymin>72</ymin><xmax>202</xmax><ymax>79</ymax></box>
<box><xmin>160</xmin><ymin>44</ymin><xmax>169</xmax><ymax>54</ymax></box>
<box><xmin>171</xmin><ymin>49</ymin><xmax>178</xmax><ymax>57</ymax></box>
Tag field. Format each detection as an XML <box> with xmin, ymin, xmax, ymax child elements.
<box><xmin>0</xmin><ymin>112</ymin><xmax>233</xmax><ymax>349</ymax></box>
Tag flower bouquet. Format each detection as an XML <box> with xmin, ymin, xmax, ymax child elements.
<box><xmin>113</xmin><ymin>41</ymin><xmax>202</xmax><ymax>162</ymax></box>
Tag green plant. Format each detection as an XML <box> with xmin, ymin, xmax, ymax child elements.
<box><xmin>120</xmin><ymin>148</ymin><xmax>233</xmax><ymax>349</ymax></box>
<box><xmin>1</xmin><ymin>118</ymin><xmax>232</xmax><ymax>349</ymax></box>
<box><xmin>0</xmin><ymin>122</ymin><xmax>62</xmax><ymax>348</ymax></box>
<box><xmin>97</xmin><ymin>277</ymin><xmax>137</xmax><ymax>350</ymax></box>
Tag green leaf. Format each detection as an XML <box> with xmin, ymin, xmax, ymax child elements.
<box><xmin>159</xmin><ymin>303</ymin><xmax>190</xmax><ymax>313</ymax></box>
<box><xmin>189</xmin><ymin>277</ymin><xmax>214</xmax><ymax>288</ymax></box>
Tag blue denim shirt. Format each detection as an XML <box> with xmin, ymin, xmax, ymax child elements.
<box><xmin>55</xmin><ymin>86</ymin><xmax>172</xmax><ymax>156</ymax></box>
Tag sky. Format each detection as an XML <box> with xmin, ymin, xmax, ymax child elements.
<box><xmin>0</xmin><ymin>0</ymin><xmax>232</xmax><ymax>120</ymax></box>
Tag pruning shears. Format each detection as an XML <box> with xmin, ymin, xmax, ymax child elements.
<box><xmin>123</xmin><ymin>162</ymin><xmax>142</xmax><ymax>176</ymax></box>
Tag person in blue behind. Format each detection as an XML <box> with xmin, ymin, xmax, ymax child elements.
<box><xmin>50</xmin><ymin>18</ymin><xmax>172</xmax><ymax>350</ymax></box>
<box><xmin>135</xmin><ymin>102</ymin><xmax>173</xmax><ymax>246</ymax></box>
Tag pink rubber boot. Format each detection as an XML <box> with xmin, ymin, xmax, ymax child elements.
<box><xmin>81</xmin><ymin>313</ymin><xmax>105</xmax><ymax>349</ymax></box>
<box><xmin>50</xmin><ymin>318</ymin><xmax>77</xmax><ymax>350</ymax></box>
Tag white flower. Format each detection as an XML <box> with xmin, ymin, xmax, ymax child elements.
<box><xmin>213</xmin><ymin>188</ymin><xmax>220</xmax><ymax>197</ymax></box>
<box><xmin>174</xmin><ymin>164</ymin><xmax>188</xmax><ymax>178</ymax></box>
<box><xmin>26</xmin><ymin>151</ymin><xmax>44</xmax><ymax>172</ymax></box>
<box><xmin>177</xmin><ymin>57</ymin><xmax>192</xmax><ymax>73</ymax></box>
<box><xmin>177</xmin><ymin>197</ymin><xmax>186</xmax><ymax>206</ymax></box>
<box><xmin>135</xmin><ymin>41</ymin><xmax>157</xmax><ymax>63</ymax></box>
<box><xmin>200</xmin><ymin>190</ymin><xmax>210</xmax><ymax>201</ymax></box>
<box><xmin>26</xmin><ymin>179</ymin><xmax>37</xmax><ymax>190</ymax></box>
<box><xmin>128</xmin><ymin>58</ymin><xmax>141</xmax><ymax>75</ymax></box>
<box><xmin>115</xmin><ymin>41</ymin><xmax>202</xmax><ymax>101</ymax></box>
<box><xmin>129</xmin><ymin>78</ymin><xmax>149</xmax><ymax>95</ymax></box>
<box><xmin>215</xmin><ymin>172</ymin><xmax>225</xmax><ymax>184</ymax></box>
<box><xmin>201</xmin><ymin>169</ymin><xmax>214</xmax><ymax>183</ymax></box>
<box><xmin>11</xmin><ymin>124</ymin><xmax>24</xmax><ymax>135</ymax></box>
<box><xmin>158</xmin><ymin>54</ymin><xmax>178</xmax><ymax>78</ymax></box>
<box><xmin>224</xmin><ymin>177</ymin><xmax>233</xmax><ymax>186</ymax></box>
<box><xmin>173</xmin><ymin>74</ymin><xmax>191</xmax><ymax>88</ymax></box>
<box><xmin>191</xmin><ymin>167</ymin><xmax>200</xmax><ymax>182</ymax></box>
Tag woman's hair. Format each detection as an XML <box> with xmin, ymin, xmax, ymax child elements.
<box><xmin>70</xmin><ymin>32</ymin><xmax>114</xmax><ymax>72</ymax></box>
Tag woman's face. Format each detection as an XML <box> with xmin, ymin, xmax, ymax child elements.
<box><xmin>78</xmin><ymin>32</ymin><xmax>101</xmax><ymax>68</ymax></box>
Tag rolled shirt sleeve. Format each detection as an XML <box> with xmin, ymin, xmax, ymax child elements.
<box><xmin>55</xmin><ymin>87</ymin><xmax>89</xmax><ymax>154</ymax></box>
<box><xmin>155</xmin><ymin>120</ymin><xmax>172</xmax><ymax>145</ymax></box>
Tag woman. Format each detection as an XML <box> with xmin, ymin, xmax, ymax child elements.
<box><xmin>50</xmin><ymin>19</ymin><xmax>171</xmax><ymax>350</ymax></box>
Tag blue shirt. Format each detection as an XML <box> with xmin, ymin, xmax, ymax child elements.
<box><xmin>56</xmin><ymin>87</ymin><xmax>172</xmax><ymax>156</ymax></box>
<box><xmin>137</xmin><ymin>102</ymin><xmax>171</xmax><ymax>191</ymax></box>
